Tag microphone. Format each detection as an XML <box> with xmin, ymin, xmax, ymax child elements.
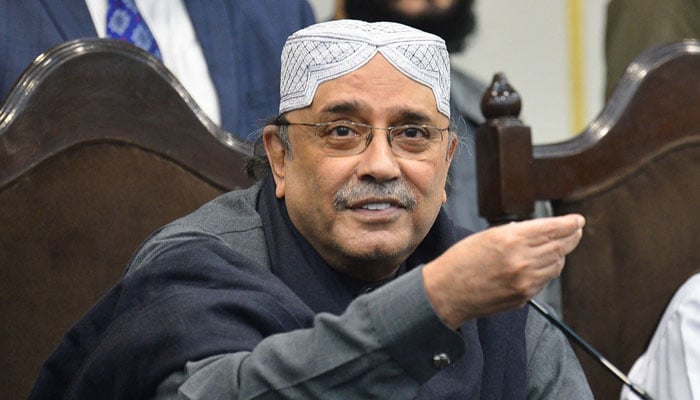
<box><xmin>528</xmin><ymin>299</ymin><xmax>654</xmax><ymax>400</ymax></box>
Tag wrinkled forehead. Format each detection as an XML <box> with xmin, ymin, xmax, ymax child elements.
<box><xmin>279</xmin><ymin>19</ymin><xmax>451</xmax><ymax>118</ymax></box>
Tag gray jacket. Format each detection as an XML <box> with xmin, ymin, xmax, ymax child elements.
<box><xmin>125</xmin><ymin>182</ymin><xmax>593</xmax><ymax>399</ymax></box>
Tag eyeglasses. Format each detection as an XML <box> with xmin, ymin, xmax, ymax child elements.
<box><xmin>281</xmin><ymin>120</ymin><xmax>448</xmax><ymax>159</ymax></box>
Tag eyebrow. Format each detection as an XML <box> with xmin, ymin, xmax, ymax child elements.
<box><xmin>318</xmin><ymin>101</ymin><xmax>363</xmax><ymax>117</ymax></box>
<box><xmin>318</xmin><ymin>101</ymin><xmax>434</xmax><ymax>124</ymax></box>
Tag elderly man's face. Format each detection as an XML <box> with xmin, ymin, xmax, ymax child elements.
<box><xmin>265</xmin><ymin>54</ymin><xmax>455</xmax><ymax>281</ymax></box>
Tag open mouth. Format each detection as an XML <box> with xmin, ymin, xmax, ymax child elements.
<box><xmin>348</xmin><ymin>197</ymin><xmax>404</xmax><ymax>212</ymax></box>
<box><xmin>333</xmin><ymin>180</ymin><xmax>417</xmax><ymax>211</ymax></box>
<box><xmin>360</xmin><ymin>202</ymin><xmax>392</xmax><ymax>211</ymax></box>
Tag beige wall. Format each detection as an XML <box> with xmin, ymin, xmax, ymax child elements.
<box><xmin>306</xmin><ymin>0</ymin><xmax>609</xmax><ymax>144</ymax></box>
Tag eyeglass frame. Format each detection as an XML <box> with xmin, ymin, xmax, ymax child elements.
<box><xmin>276</xmin><ymin>120</ymin><xmax>452</xmax><ymax>159</ymax></box>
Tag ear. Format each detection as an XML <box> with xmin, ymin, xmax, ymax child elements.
<box><xmin>447</xmin><ymin>134</ymin><xmax>457</xmax><ymax>163</ymax></box>
<box><xmin>442</xmin><ymin>135</ymin><xmax>458</xmax><ymax>204</ymax></box>
<box><xmin>262</xmin><ymin>125</ymin><xmax>288</xmax><ymax>198</ymax></box>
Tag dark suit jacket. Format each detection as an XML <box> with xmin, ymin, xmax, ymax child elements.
<box><xmin>0</xmin><ymin>0</ymin><xmax>316</xmax><ymax>139</ymax></box>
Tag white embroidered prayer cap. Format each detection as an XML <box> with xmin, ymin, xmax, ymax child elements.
<box><xmin>279</xmin><ymin>19</ymin><xmax>451</xmax><ymax>118</ymax></box>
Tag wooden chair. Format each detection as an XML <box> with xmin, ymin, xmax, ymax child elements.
<box><xmin>0</xmin><ymin>39</ymin><xmax>254</xmax><ymax>399</ymax></box>
<box><xmin>476</xmin><ymin>39</ymin><xmax>700</xmax><ymax>399</ymax></box>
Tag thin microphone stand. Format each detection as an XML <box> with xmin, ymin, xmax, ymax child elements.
<box><xmin>528</xmin><ymin>299</ymin><xmax>654</xmax><ymax>400</ymax></box>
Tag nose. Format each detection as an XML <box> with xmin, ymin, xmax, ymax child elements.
<box><xmin>355</xmin><ymin>130</ymin><xmax>401</xmax><ymax>183</ymax></box>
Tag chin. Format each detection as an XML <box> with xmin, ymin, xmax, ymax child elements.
<box><xmin>343</xmin><ymin>234</ymin><xmax>407</xmax><ymax>257</ymax></box>
<box><xmin>334</xmin><ymin>241</ymin><xmax>411</xmax><ymax>279</ymax></box>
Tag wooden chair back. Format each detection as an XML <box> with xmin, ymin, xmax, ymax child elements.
<box><xmin>476</xmin><ymin>40</ymin><xmax>700</xmax><ymax>399</ymax></box>
<box><xmin>0</xmin><ymin>39</ymin><xmax>254</xmax><ymax>398</ymax></box>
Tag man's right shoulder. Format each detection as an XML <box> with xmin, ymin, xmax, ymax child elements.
<box><xmin>126</xmin><ymin>183</ymin><xmax>269</xmax><ymax>274</ymax></box>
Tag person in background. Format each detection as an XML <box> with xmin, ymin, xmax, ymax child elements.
<box><xmin>604</xmin><ymin>0</ymin><xmax>700</xmax><ymax>99</ymax></box>
<box><xmin>29</xmin><ymin>20</ymin><xmax>592</xmax><ymax>399</ymax></box>
<box><xmin>0</xmin><ymin>0</ymin><xmax>315</xmax><ymax>139</ymax></box>
<box><xmin>621</xmin><ymin>272</ymin><xmax>700</xmax><ymax>400</ymax></box>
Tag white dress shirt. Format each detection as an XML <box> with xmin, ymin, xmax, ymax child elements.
<box><xmin>85</xmin><ymin>0</ymin><xmax>221</xmax><ymax>125</ymax></box>
<box><xmin>621</xmin><ymin>273</ymin><xmax>700</xmax><ymax>400</ymax></box>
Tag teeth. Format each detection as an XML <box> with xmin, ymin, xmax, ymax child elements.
<box><xmin>361</xmin><ymin>203</ymin><xmax>391</xmax><ymax>210</ymax></box>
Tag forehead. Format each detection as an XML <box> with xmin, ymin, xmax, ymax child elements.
<box><xmin>305</xmin><ymin>55</ymin><xmax>444</xmax><ymax>123</ymax></box>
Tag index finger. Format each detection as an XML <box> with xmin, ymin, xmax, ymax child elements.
<box><xmin>512</xmin><ymin>214</ymin><xmax>585</xmax><ymax>245</ymax></box>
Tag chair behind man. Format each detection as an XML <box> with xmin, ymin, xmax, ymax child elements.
<box><xmin>476</xmin><ymin>40</ymin><xmax>700</xmax><ymax>399</ymax></box>
<box><xmin>0</xmin><ymin>39</ymin><xmax>253</xmax><ymax>398</ymax></box>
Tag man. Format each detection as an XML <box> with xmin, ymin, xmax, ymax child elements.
<box><xmin>336</xmin><ymin>0</ymin><xmax>490</xmax><ymax>233</ymax></box>
<box><xmin>30</xmin><ymin>20</ymin><xmax>592</xmax><ymax>399</ymax></box>
<box><xmin>0</xmin><ymin>0</ymin><xmax>315</xmax><ymax>139</ymax></box>
<box><xmin>336</xmin><ymin>0</ymin><xmax>477</xmax><ymax>53</ymax></box>
<box><xmin>337</xmin><ymin>0</ymin><xmax>564</xmax><ymax>317</ymax></box>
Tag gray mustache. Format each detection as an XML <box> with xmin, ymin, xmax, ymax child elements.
<box><xmin>333</xmin><ymin>180</ymin><xmax>417</xmax><ymax>210</ymax></box>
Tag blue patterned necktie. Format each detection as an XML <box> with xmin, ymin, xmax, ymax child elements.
<box><xmin>106</xmin><ymin>0</ymin><xmax>162</xmax><ymax>59</ymax></box>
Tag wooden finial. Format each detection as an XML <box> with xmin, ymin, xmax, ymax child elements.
<box><xmin>480</xmin><ymin>72</ymin><xmax>522</xmax><ymax>120</ymax></box>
